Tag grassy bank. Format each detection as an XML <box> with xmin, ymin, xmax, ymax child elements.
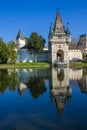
<box><xmin>0</xmin><ymin>62</ymin><xmax>50</xmax><ymax>69</ymax></box>
<box><xmin>69</xmin><ymin>61</ymin><xmax>87</xmax><ymax>68</ymax></box>
<box><xmin>1</xmin><ymin>61</ymin><xmax>87</xmax><ymax>69</ymax></box>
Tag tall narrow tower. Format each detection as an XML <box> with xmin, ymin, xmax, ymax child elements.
<box><xmin>48</xmin><ymin>8</ymin><xmax>71</xmax><ymax>66</ymax></box>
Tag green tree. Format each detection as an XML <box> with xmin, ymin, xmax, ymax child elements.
<box><xmin>7</xmin><ymin>41</ymin><xmax>17</xmax><ymax>64</ymax></box>
<box><xmin>0</xmin><ymin>38</ymin><xmax>8</xmax><ymax>64</ymax></box>
<box><xmin>69</xmin><ymin>35</ymin><xmax>79</xmax><ymax>49</ymax></box>
<box><xmin>27</xmin><ymin>32</ymin><xmax>45</xmax><ymax>62</ymax></box>
<box><xmin>69</xmin><ymin>43</ymin><xmax>77</xmax><ymax>49</ymax></box>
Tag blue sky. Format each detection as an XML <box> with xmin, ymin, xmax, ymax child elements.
<box><xmin>0</xmin><ymin>0</ymin><xmax>87</xmax><ymax>45</ymax></box>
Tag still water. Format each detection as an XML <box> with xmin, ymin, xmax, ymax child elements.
<box><xmin>0</xmin><ymin>67</ymin><xmax>87</xmax><ymax>130</ymax></box>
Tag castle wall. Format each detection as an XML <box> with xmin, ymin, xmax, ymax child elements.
<box><xmin>17</xmin><ymin>48</ymin><xmax>83</xmax><ymax>63</ymax></box>
<box><xmin>17</xmin><ymin>48</ymin><xmax>48</xmax><ymax>62</ymax></box>
<box><xmin>69</xmin><ymin>49</ymin><xmax>83</xmax><ymax>61</ymax></box>
<box><xmin>37</xmin><ymin>51</ymin><xmax>48</xmax><ymax>62</ymax></box>
<box><xmin>17</xmin><ymin>49</ymin><xmax>34</xmax><ymax>62</ymax></box>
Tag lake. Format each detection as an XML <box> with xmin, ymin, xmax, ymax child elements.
<box><xmin>0</xmin><ymin>67</ymin><xmax>87</xmax><ymax>130</ymax></box>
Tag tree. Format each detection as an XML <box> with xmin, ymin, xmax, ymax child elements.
<box><xmin>69</xmin><ymin>35</ymin><xmax>80</xmax><ymax>49</ymax></box>
<box><xmin>69</xmin><ymin>43</ymin><xmax>77</xmax><ymax>49</ymax></box>
<box><xmin>0</xmin><ymin>38</ymin><xmax>8</xmax><ymax>64</ymax></box>
<box><xmin>7</xmin><ymin>41</ymin><xmax>17</xmax><ymax>64</ymax></box>
<box><xmin>27</xmin><ymin>32</ymin><xmax>46</xmax><ymax>62</ymax></box>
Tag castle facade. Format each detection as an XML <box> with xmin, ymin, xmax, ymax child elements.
<box><xmin>15</xmin><ymin>9</ymin><xmax>87</xmax><ymax>65</ymax></box>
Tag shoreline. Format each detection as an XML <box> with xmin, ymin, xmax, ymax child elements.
<box><xmin>0</xmin><ymin>61</ymin><xmax>87</xmax><ymax>69</ymax></box>
<box><xmin>0</xmin><ymin>62</ymin><xmax>50</xmax><ymax>69</ymax></box>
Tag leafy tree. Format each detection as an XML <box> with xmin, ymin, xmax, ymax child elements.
<box><xmin>27</xmin><ymin>32</ymin><xmax>46</xmax><ymax>62</ymax></box>
<box><xmin>0</xmin><ymin>38</ymin><xmax>8</xmax><ymax>64</ymax></box>
<box><xmin>69</xmin><ymin>35</ymin><xmax>80</xmax><ymax>49</ymax></box>
<box><xmin>69</xmin><ymin>43</ymin><xmax>77</xmax><ymax>49</ymax></box>
<box><xmin>7</xmin><ymin>41</ymin><xmax>17</xmax><ymax>64</ymax></box>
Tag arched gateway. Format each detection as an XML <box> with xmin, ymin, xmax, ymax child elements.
<box><xmin>57</xmin><ymin>49</ymin><xmax>64</xmax><ymax>62</ymax></box>
<box><xmin>48</xmin><ymin>9</ymin><xmax>71</xmax><ymax>66</ymax></box>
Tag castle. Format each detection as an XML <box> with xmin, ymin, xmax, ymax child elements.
<box><xmin>15</xmin><ymin>9</ymin><xmax>87</xmax><ymax>65</ymax></box>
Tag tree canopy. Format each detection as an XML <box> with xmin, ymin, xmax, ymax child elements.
<box><xmin>7</xmin><ymin>41</ymin><xmax>17</xmax><ymax>64</ymax></box>
<box><xmin>27</xmin><ymin>32</ymin><xmax>46</xmax><ymax>61</ymax></box>
<box><xmin>0</xmin><ymin>38</ymin><xmax>8</xmax><ymax>64</ymax></box>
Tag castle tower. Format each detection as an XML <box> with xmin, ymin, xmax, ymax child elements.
<box><xmin>48</xmin><ymin>8</ymin><xmax>71</xmax><ymax>66</ymax></box>
<box><xmin>16</xmin><ymin>29</ymin><xmax>26</xmax><ymax>50</ymax></box>
<box><xmin>77</xmin><ymin>34</ymin><xmax>87</xmax><ymax>60</ymax></box>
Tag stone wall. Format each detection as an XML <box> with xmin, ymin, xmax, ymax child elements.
<box><xmin>17</xmin><ymin>48</ymin><xmax>83</xmax><ymax>63</ymax></box>
<box><xmin>69</xmin><ymin>49</ymin><xmax>83</xmax><ymax>61</ymax></box>
<box><xmin>17</xmin><ymin>48</ymin><xmax>48</xmax><ymax>62</ymax></box>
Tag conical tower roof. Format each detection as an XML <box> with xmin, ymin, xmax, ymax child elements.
<box><xmin>56</xmin><ymin>8</ymin><xmax>62</xmax><ymax>23</ymax></box>
<box><xmin>54</xmin><ymin>8</ymin><xmax>65</xmax><ymax>33</ymax></box>
<box><xmin>16</xmin><ymin>29</ymin><xmax>24</xmax><ymax>40</ymax></box>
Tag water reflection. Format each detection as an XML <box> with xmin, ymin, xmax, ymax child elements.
<box><xmin>0</xmin><ymin>68</ymin><xmax>87</xmax><ymax>108</ymax></box>
<box><xmin>0</xmin><ymin>69</ymin><xmax>49</xmax><ymax>98</ymax></box>
<box><xmin>77</xmin><ymin>69</ymin><xmax>87</xmax><ymax>93</ymax></box>
<box><xmin>0</xmin><ymin>68</ymin><xmax>87</xmax><ymax>129</ymax></box>
<box><xmin>69</xmin><ymin>68</ymin><xmax>87</xmax><ymax>93</ymax></box>
<box><xmin>0</xmin><ymin>69</ymin><xmax>18</xmax><ymax>93</ymax></box>
<box><xmin>50</xmin><ymin>68</ymin><xmax>72</xmax><ymax>117</ymax></box>
<box><xmin>17</xmin><ymin>69</ymin><xmax>49</xmax><ymax>98</ymax></box>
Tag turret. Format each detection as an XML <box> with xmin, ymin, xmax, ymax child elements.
<box><xmin>16</xmin><ymin>29</ymin><xmax>26</xmax><ymax>50</ymax></box>
<box><xmin>54</xmin><ymin>8</ymin><xmax>65</xmax><ymax>33</ymax></box>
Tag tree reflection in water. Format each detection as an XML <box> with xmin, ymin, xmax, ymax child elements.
<box><xmin>0</xmin><ymin>69</ymin><xmax>18</xmax><ymax>94</ymax></box>
<box><xmin>0</xmin><ymin>69</ymin><xmax>47</xmax><ymax>99</ymax></box>
<box><xmin>27</xmin><ymin>77</ymin><xmax>46</xmax><ymax>98</ymax></box>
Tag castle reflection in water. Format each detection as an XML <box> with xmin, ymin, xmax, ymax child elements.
<box><xmin>0</xmin><ymin>67</ymin><xmax>87</xmax><ymax>117</ymax></box>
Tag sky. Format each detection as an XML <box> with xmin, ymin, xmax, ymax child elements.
<box><xmin>0</xmin><ymin>0</ymin><xmax>87</xmax><ymax>45</ymax></box>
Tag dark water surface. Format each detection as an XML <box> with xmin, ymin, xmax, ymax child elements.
<box><xmin>0</xmin><ymin>68</ymin><xmax>87</xmax><ymax>130</ymax></box>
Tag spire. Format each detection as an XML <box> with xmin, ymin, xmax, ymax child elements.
<box><xmin>49</xmin><ymin>22</ymin><xmax>53</xmax><ymax>35</ymax></box>
<box><xmin>56</xmin><ymin>8</ymin><xmax>62</xmax><ymax>23</ymax></box>
<box><xmin>66</xmin><ymin>22</ymin><xmax>71</xmax><ymax>34</ymax></box>
<box><xmin>54</xmin><ymin>8</ymin><xmax>64</xmax><ymax>33</ymax></box>
<box><xmin>16</xmin><ymin>29</ymin><xmax>24</xmax><ymax>40</ymax></box>
<box><xmin>57</xmin><ymin>8</ymin><xmax>60</xmax><ymax>14</ymax></box>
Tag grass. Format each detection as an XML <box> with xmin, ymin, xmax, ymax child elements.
<box><xmin>0</xmin><ymin>62</ymin><xmax>50</xmax><ymax>69</ymax></box>
<box><xmin>69</xmin><ymin>61</ymin><xmax>87</xmax><ymax>68</ymax></box>
<box><xmin>0</xmin><ymin>61</ymin><xmax>87</xmax><ymax>69</ymax></box>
